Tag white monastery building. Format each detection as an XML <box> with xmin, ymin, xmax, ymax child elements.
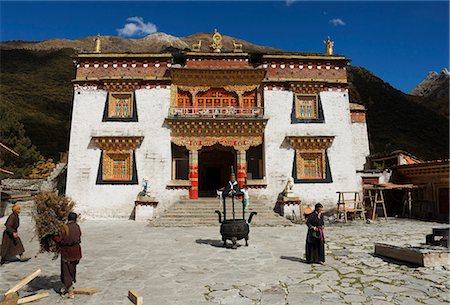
<box><xmin>66</xmin><ymin>33</ymin><xmax>370</xmax><ymax>219</ymax></box>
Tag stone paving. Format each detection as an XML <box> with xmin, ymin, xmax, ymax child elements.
<box><xmin>0</xmin><ymin>216</ymin><xmax>449</xmax><ymax>305</ymax></box>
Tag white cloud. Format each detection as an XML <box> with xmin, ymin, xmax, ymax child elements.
<box><xmin>285</xmin><ymin>0</ymin><xmax>296</xmax><ymax>7</ymax></box>
<box><xmin>329</xmin><ymin>18</ymin><xmax>346</xmax><ymax>26</ymax></box>
<box><xmin>117</xmin><ymin>16</ymin><xmax>157</xmax><ymax>37</ymax></box>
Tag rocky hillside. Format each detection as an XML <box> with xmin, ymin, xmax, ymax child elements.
<box><xmin>0</xmin><ymin>32</ymin><xmax>282</xmax><ymax>54</ymax></box>
<box><xmin>0</xmin><ymin>33</ymin><xmax>448</xmax><ymax>167</ymax></box>
<box><xmin>409</xmin><ymin>69</ymin><xmax>449</xmax><ymax>118</ymax></box>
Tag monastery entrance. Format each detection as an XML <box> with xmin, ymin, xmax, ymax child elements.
<box><xmin>198</xmin><ymin>144</ymin><xmax>236</xmax><ymax>197</ymax></box>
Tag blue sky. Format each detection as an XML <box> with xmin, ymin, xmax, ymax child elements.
<box><xmin>0</xmin><ymin>1</ymin><xmax>448</xmax><ymax>93</ymax></box>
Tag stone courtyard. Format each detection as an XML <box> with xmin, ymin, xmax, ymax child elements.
<box><xmin>0</xmin><ymin>216</ymin><xmax>449</xmax><ymax>305</ymax></box>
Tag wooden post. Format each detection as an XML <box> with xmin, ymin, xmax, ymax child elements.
<box><xmin>189</xmin><ymin>149</ymin><xmax>199</xmax><ymax>200</ymax></box>
<box><xmin>237</xmin><ymin>150</ymin><xmax>247</xmax><ymax>188</ymax></box>
<box><xmin>1</xmin><ymin>292</ymin><xmax>19</xmax><ymax>305</ymax></box>
<box><xmin>4</xmin><ymin>269</ymin><xmax>41</xmax><ymax>296</ymax></box>
<box><xmin>408</xmin><ymin>189</ymin><xmax>412</xmax><ymax>218</ymax></box>
<box><xmin>17</xmin><ymin>293</ymin><xmax>49</xmax><ymax>304</ymax></box>
<box><xmin>73</xmin><ymin>288</ymin><xmax>97</xmax><ymax>295</ymax></box>
<box><xmin>128</xmin><ymin>290</ymin><xmax>143</xmax><ymax>305</ymax></box>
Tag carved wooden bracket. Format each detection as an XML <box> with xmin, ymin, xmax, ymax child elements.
<box><xmin>172</xmin><ymin>136</ymin><xmax>262</xmax><ymax>151</ymax></box>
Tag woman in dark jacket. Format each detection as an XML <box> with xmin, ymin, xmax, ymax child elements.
<box><xmin>305</xmin><ymin>203</ymin><xmax>325</xmax><ymax>264</ymax></box>
<box><xmin>53</xmin><ymin>212</ymin><xmax>82</xmax><ymax>299</ymax></box>
<box><xmin>1</xmin><ymin>204</ymin><xmax>29</xmax><ymax>265</ymax></box>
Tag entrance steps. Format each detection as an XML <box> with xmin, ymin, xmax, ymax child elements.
<box><xmin>148</xmin><ymin>198</ymin><xmax>292</xmax><ymax>227</ymax></box>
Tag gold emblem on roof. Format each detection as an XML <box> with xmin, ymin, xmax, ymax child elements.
<box><xmin>324</xmin><ymin>36</ymin><xmax>334</xmax><ymax>55</ymax></box>
<box><xmin>210</xmin><ymin>29</ymin><xmax>223</xmax><ymax>52</ymax></box>
<box><xmin>94</xmin><ymin>34</ymin><xmax>101</xmax><ymax>53</ymax></box>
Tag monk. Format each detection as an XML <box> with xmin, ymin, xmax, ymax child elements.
<box><xmin>222</xmin><ymin>172</ymin><xmax>243</xmax><ymax>198</ymax></box>
<box><xmin>1</xmin><ymin>204</ymin><xmax>30</xmax><ymax>265</ymax></box>
<box><xmin>305</xmin><ymin>203</ymin><xmax>325</xmax><ymax>264</ymax></box>
<box><xmin>53</xmin><ymin>212</ymin><xmax>82</xmax><ymax>299</ymax></box>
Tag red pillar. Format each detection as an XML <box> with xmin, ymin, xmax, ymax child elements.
<box><xmin>237</xmin><ymin>149</ymin><xmax>247</xmax><ymax>188</ymax></box>
<box><xmin>189</xmin><ymin>149</ymin><xmax>198</xmax><ymax>200</ymax></box>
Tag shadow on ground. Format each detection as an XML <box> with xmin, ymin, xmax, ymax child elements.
<box><xmin>370</xmin><ymin>253</ymin><xmax>421</xmax><ymax>268</ymax></box>
<box><xmin>280</xmin><ymin>256</ymin><xmax>309</xmax><ymax>264</ymax></box>
<box><xmin>25</xmin><ymin>275</ymin><xmax>62</xmax><ymax>294</ymax></box>
<box><xmin>195</xmin><ymin>238</ymin><xmax>245</xmax><ymax>249</ymax></box>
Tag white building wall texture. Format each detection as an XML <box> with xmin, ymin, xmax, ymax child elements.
<box><xmin>66</xmin><ymin>87</ymin><xmax>187</xmax><ymax>218</ymax></box>
<box><xmin>67</xmin><ymin>87</ymin><xmax>370</xmax><ymax>217</ymax></box>
<box><xmin>256</xmin><ymin>90</ymin><xmax>361</xmax><ymax>209</ymax></box>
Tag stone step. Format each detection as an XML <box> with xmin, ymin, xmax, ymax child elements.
<box><xmin>158</xmin><ymin>213</ymin><xmax>277</xmax><ymax>218</ymax></box>
<box><xmin>148</xmin><ymin>221</ymin><xmax>289</xmax><ymax>227</ymax></box>
<box><xmin>160</xmin><ymin>207</ymin><xmax>279</xmax><ymax>214</ymax></box>
<box><xmin>151</xmin><ymin>199</ymin><xmax>292</xmax><ymax>227</ymax></box>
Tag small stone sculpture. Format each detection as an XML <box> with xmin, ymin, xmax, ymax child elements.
<box><xmin>283</xmin><ymin>177</ymin><xmax>300</xmax><ymax>201</ymax></box>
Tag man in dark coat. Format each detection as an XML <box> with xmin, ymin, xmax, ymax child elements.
<box><xmin>53</xmin><ymin>212</ymin><xmax>82</xmax><ymax>299</ymax></box>
<box><xmin>1</xmin><ymin>204</ymin><xmax>29</xmax><ymax>265</ymax></box>
<box><xmin>222</xmin><ymin>172</ymin><xmax>243</xmax><ymax>198</ymax></box>
<box><xmin>305</xmin><ymin>203</ymin><xmax>325</xmax><ymax>264</ymax></box>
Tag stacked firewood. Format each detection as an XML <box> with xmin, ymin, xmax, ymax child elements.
<box><xmin>28</xmin><ymin>156</ymin><xmax>56</xmax><ymax>179</ymax></box>
<box><xmin>32</xmin><ymin>192</ymin><xmax>75</xmax><ymax>255</ymax></box>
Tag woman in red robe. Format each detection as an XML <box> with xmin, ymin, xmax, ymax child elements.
<box><xmin>53</xmin><ymin>212</ymin><xmax>82</xmax><ymax>299</ymax></box>
<box><xmin>1</xmin><ymin>204</ymin><xmax>29</xmax><ymax>265</ymax></box>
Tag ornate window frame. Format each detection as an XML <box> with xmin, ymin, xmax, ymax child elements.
<box><xmin>291</xmin><ymin>93</ymin><xmax>325</xmax><ymax>124</ymax></box>
<box><xmin>287</xmin><ymin>136</ymin><xmax>333</xmax><ymax>183</ymax></box>
<box><xmin>94</xmin><ymin>137</ymin><xmax>142</xmax><ymax>185</ymax></box>
<box><xmin>102</xmin><ymin>91</ymin><xmax>138</xmax><ymax>122</ymax></box>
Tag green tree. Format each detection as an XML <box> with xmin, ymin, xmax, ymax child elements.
<box><xmin>0</xmin><ymin>102</ymin><xmax>41</xmax><ymax>178</ymax></box>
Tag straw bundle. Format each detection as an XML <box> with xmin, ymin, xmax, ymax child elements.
<box><xmin>32</xmin><ymin>192</ymin><xmax>75</xmax><ymax>254</ymax></box>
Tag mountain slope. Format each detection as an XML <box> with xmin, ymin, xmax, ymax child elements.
<box><xmin>348</xmin><ymin>66</ymin><xmax>449</xmax><ymax>160</ymax></box>
<box><xmin>0</xmin><ymin>32</ymin><xmax>282</xmax><ymax>54</ymax></box>
<box><xmin>0</xmin><ymin>48</ymin><xmax>75</xmax><ymax>157</ymax></box>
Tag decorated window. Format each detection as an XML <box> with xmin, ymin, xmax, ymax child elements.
<box><xmin>288</xmin><ymin>136</ymin><xmax>333</xmax><ymax>183</ymax></box>
<box><xmin>196</xmin><ymin>88</ymin><xmax>238</xmax><ymax>108</ymax></box>
<box><xmin>296</xmin><ymin>94</ymin><xmax>318</xmax><ymax>119</ymax></box>
<box><xmin>291</xmin><ymin>93</ymin><xmax>324</xmax><ymax>124</ymax></box>
<box><xmin>103</xmin><ymin>153</ymin><xmax>132</xmax><ymax>181</ymax></box>
<box><xmin>109</xmin><ymin>92</ymin><xmax>133</xmax><ymax>118</ymax></box>
<box><xmin>176</xmin><ymin>90</ymin><xmax>192</xmax><ymax>107</ymax></box>
<box><xmin>94</xmin><ymin>137</ymin><xmax>142</xmax><ymax>184</ymax></box>
<box><xmin>297</xmin><ymin>153</ymin><xmax>323</xmax><ymax>179</ymax></box>
<box><xmin>242</xmin><ymin>90</ymin><xmax>257</xmax><ymax>108</ymax></box>
<box><xmin>103</xmin><ymin>92</ymin><xmax>138</xmax><ymax>122</ymax></box>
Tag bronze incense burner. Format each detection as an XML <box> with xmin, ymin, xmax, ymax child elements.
<box><xmin>215</xmin><ymin>192</ymin><xmax>257</xmax><ymax>249</ymax></box>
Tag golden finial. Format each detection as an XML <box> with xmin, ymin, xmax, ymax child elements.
<box><xmin>210</xmin><ymin>29</ymin><xmax>223</xmax><ymax>53</ymax></box>
<box><xmin>94</xmin><ymin>34</ymin><xmax>101</xmax><ymax>53</ymax></box>
<box><xmin>324</xmin><ymin>36</ymin><xmax>334</xmax><ymax>55</ymax></box>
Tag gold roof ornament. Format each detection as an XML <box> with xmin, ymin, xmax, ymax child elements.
<box><xmin>233</xmin><ymin>40</ymin><xmax>243</xmax><ymax>53</ymax></box>
<box><xmin>192</xmin><ymin>40</ymin><xmax>202</xmax><ymax>52</ymax></box>
<box><xmin>324</xmin><ymin>36</ymin><xmax>334</xmax><ymax>55</ymax></box>
<box><xmin>210</xmin><ymin>29</ymin><xmax>223</xmax><ymax>53</ymax></box>
<box><xmin>94</xmin><ymin>34</ymin><xmax>101</xmax><ymax>53</ymax></box>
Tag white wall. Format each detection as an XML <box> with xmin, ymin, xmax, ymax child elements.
<box><xmin>66</xmin><ymin>87</ymin><xmax>187</xmax><ymax>219</ymax></box>
<box><xmin>256</xmin><ymin>89</ymin><xmax>362</xmax><ymax>209</ymax></box>
<box><xmin>67</xmin><ymin>86</ymin><xmax>370</xmax><ymax>217</ymax></box>
<box><xmin>351</xmin><ymin>122</ymin><xmax>370</xmax><ymax>171</ymax></box>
